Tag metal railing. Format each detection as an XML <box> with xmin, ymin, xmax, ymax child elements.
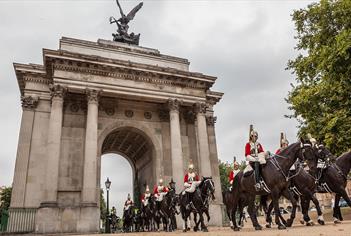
<box><xmin>6</xmin><ymin>208</ymin><xmax>36</xmax><ymax>233</ymax></box>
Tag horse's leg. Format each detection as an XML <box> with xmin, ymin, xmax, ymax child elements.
<box><xmin>281</xmin><ymin>188</ymin><xmax>297</xmax><ymax>227</ymax></box>
<box><xmin>198</xmin><ymin>211</ymin><xmax>208</xmax><ymax>232</ymax></box>
<box><xmin>271</xmin><ymin>191</ymin><xmax>285</xmax><ymax>230</ymax></box>
<box><xmin>333</xmin><ymin>194</ymin><xmax>342</xmax><ymax>223</ymax></box>
<box><xmin>265</xmin><ymin>201</ymin><xmax>273</xmax><ymax>228</ymax></box>
<box><xmin>308</xmin><ymin>193</ymin><xmax>325</xmax><ymax>225</ymax></box>
<box><xmin>231</xmin><ymin>202</ymin><xmax>240</xmax><ymax>231</ymax></box>
<box><xmin>300</xmin><ymin>196</ymin><xmax>312</xmax><ymax>225</ymax></box>
<box><xmin>247</xmin><ymin>195</ymin><xmax>262</xmax><ymax>230</ymax></box>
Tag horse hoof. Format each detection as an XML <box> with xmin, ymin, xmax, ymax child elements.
<box><xmin>300</xmin><ymin>220</ymin><xmax>305</xmax><ymax>225</ymax></box>
<box><xmin>334</xmin><ymin>220</ymin><xmax>342</xmax><ymax>224</ymax></box>
<box><xmin>202</xmin><ymin>228</ymin><xmax>209</xmax><ymax>232</ymax></box>
<box><xmin>193</xmin><ymin>227</ymin><xmax>198</xmax><ymax>232</ymax></box>
<box><xmin>233</xmin><ymin>227</ymin><xmax>240</xmax><ymax>231</ymax></box>
<box><xmin>265</xmin><ymin>223</ymin><xmax>271</xmax><ymax>228</ymax></box>
<box><xmin>318</xmin><ymin>220</ymin><xmax>325</xmax><ymax>225</ymax></box>
<box><xmin>278</xmin><ymin>225</ymin><xmax>286</xmax><ymax>230</ymax></box>
<box><xmin>306</xmin><ymin>221</ymin><xmax>314</xmax><ymax>226</ymax></box>
<box><xmin>286</xmin><ymin>219</ymin><xmax>293</xmax><ymax>227</ymax></box>
<box><xmin>255</xmin><ymin>225</ymin><xmax>263</xmax><ymax>230</ymax></box>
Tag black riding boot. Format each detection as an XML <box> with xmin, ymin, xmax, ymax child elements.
<box><xmin>254</xmin><ymin>161</ymin><xmax>262</xmax><ymax>191</ymax></box>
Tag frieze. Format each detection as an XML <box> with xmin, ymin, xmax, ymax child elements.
<box><xmin>21</xmin><ymin>96</ymin><xmax>39</xmax><ymax>110</ymax></box>
<box><xmin>53</xmin><ymin>63</ymin><xmax>208</xmax><ymax>90</ymax></box>
<box><xmin>125</xmin><ymin>110</ymin><xmax>134</xmax><ymax>118</ymax></box>
<box><xmin>23</xmin><ymin>76</ymin><xmax>50</xmax><ymax>85</ymax></box>
<box><xmin>144</xmin><ymin>111</ymin><xmax>152</xmax><ymax>120</ymax></box>
<box><xmin>158</xmin><ymin>109</ymin><xmax>169</xmax><ymax>122</ymax></box>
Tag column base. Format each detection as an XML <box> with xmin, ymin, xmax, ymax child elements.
<box><xmin>208</xmin><ymin>203</ymin><xmax>224</xmax><ymax>226</ymax></box>
<box><xmin>35</xmin><ymin>204</ymin><xmax>99</xmax><ymax>234</ymax></box>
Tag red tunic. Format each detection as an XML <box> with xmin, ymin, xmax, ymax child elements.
<box><xmin>184</xmin><ymin>173</ymin><xmax>200</xmax><ymax>183</ymax></box>
<box><xmin>153</xmin><ymin>185</ymin><xmax>169</xmax><ymax>195</ymax></box>
<box><xmin>275</xmin><ymin>148</ymin><xmax>281</xmax><ymax>155</ymax></box>
<box><xmin>245</xmin><ymin>142</ymin><xmax>264</xmax><ymax>157</ymax></box>
<box><xmin>228</xmin><ymin>170</ymin><xmax>236</xmax><ymax>183</ymax></box>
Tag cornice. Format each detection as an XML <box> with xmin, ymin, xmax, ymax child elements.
<box><xmin>43</xmin><ymin>49</ymin><xmax>216</xmax><ymax>89</ymax></box>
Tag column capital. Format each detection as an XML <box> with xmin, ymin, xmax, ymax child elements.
<box><xmin>86</xmin><ymin>89</ymin><xmax>100</xmax><ymax>104</ymax></box>
<box><xmin>206</xmin><ymin>115</ymin><xmax>217</xmax><ymax>126</ymax></box>
<box><xmin>49</xmin><ymin>84</ymin><xmax>66</xmax><ymax>100</ymax></box>
<box><xmin>167</xmin><ymin>98</ymin><xmax>182</xmax><ymax>112</ymax></box>
<box><xmin>21</xmin><ymin>95</ymin><xmax>39</xmax><ymax>110</ymax></box>
<box><xmin>194</xmin><ymin>102</ymin><xmax>207</xmax><ymax>114</ymax></box>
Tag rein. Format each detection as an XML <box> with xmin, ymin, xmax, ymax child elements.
<box><xmin>270</xmin><ymin>156</ymin><xmax>303</xmax><ymax>182</ymax></box>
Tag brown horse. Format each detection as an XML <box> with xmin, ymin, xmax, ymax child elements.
<box><xmin>230</xmin><ymin>139</ymin><xmax>316</xmax><ymax>231</ymax></box>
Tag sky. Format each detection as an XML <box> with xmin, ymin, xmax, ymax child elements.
<box><xmin>0</xmin><ymin>0</ymin><xmax>315</xmax><ymax>215</ymax></box>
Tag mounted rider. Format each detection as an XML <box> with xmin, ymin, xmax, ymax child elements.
<box><xmin>245</xmin><ymin>128</ymin><xmax>268</xmax><ymax>191</ymax></box>
<box><xmin>111</xmin><ymin>206</ymin><xmax>117</xmax><ymax>215</ymax></box>
<box><xmin>141</xmin><ymin>185</ymin><xmax>151</xmax><ymax>207</ymax></box>
<box><xmin>124</xmin><ymin>193</ymin><xmax>133</xmax><ymax>211</ymax></box>
<box><xmin>183</xmin><ymin>163</ymin><xmax>201</xmax><ymax>210</ymax></box>
<box><xmin>228</xmin><ymin>158</ymin><xmax>240</xmax><ymax>191</ymax></box>
<box><xmin>276</xmin><ymin>133</ymin><xmax>289</xmax><ymax>155</ymax></box>
<box><xmin>153</xmin><ymin>178</ymin><xmax>169</xmax><ymax>203</ymax></box>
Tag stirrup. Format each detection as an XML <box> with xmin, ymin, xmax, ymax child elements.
<box><xmin>255</xmin><ymin>183</ymin><xmax>262</xmax><ymax>191</ymax></box>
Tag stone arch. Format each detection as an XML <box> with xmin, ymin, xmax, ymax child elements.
<box><xmin>97</xmin><ymin>121</ymin><xmax>163</xmax><ymax>202</ymax></box>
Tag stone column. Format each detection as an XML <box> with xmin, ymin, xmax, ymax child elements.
<box><xmin>82</xmin><ymin>89</ymin><xmax>99</xmax><ymax>205</ymax></box>
<box><xmin>194</xmin><ymin>102</ymin><xmax>212</xmax><ymax>177</ymax></box>
<box><xmin>168</xmin><ymin>99</ymin><xmax>184</xmax><ymax>192</ymax></box>
<box><xmin>43</xmin><ymin>85</ymin><xmax>65</xmax><ymax>205</ymax></box>
<box><xmin>10</xmin><ymin>96</ymin><xmax>39</xmax><ymax>207</ymax></box>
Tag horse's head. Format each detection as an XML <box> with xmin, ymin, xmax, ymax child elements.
<box><xmin>298</xmin><ymin>137</ymin><xmax>316</xmax><ymax>164</ymax></box>
<box><xmin>315</xmin><ymin>143</ymin><xmax>335</xmax><ymax>161</ymax></box>
<box><xmin>201</xmin><ymin>176</ymin><xmax>216</xmax><ymax>200</ymax></box>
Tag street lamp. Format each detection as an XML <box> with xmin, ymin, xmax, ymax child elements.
<box><xmin>105</xmin><ymin>177</ymin><xmax>111</xmax><ymax>233</ymax></box>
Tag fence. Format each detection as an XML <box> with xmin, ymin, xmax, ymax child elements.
<box><xmin>6</xmin><ymin>208</ymin><xmax>36</xmax><ymax>233</ymax></box>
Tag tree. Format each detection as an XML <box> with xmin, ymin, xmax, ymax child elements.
<box><xmin>100</xmin><ymin>189</ymin><xmax>107</xmax><ymax>221</ymax></box>
<box><xmin>0</xmin><ymin>187</ymin><xmax>12</xmax><ymax>211</ymax></box>
<box><xmin>218</xmin><ymin>159</ymin><xmax>247</xmax><ymax>191</ymax></box>
<box><xmin>286</xmin><ymin>0</ymin><xmax>351</xmax><ymax>156</ymax></box>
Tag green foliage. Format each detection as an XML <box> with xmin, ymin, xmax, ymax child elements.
<box><xmin>219</xmin><ymin>161</ymin><xmax>230</xmax><ymax>191</ymax></box>
<box><xmin>0</xmin><ymin>187</ymin><xmax>12</xmax><ymax>211</ymax></box>
<box><xmin>287</xmin><ymin>0</ymin><xmax>351</xmax><ymax>156</ymax></box>
<box><xmin>218</xmin><ymin>160</ymin><xmax>247</xmax><ymax>191</ymax></box>
<box><xmin>100</xmin><ymin>189</ymin><xmax>107</xmax><ymax>221</ymax></box>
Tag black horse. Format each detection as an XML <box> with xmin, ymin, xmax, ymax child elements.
<box><xmin>308</xmin><ymin>146</ymin><xmax>351</xmax><ymax>223</ymax></box>
<box><xmin>230</xmin><ymin>139</ymin><xmax>316</xmax><ymax>231</ymax></box>
<box><xmin>159</xmin><ymin>188</ymin><xmax>178</xmax><ymax>231</ymax></box>
<box><xmin>122</xmin><ymin>205</ymin><xmax>135</xmax><ymax>232</ymax></box>
<box><xmin>179</xmin><ymin>177</ymin><xmax>215</xmax><ymax>232</ymax></box>
<box><xmin>140</xmin><ymin>196</ymin><xmax>156</xmax><ymax>231</ymax></box>
<box><xmin>263</xmin><ymin>164</ymin><xmax>325</xmax><ymax>227</ymax></box>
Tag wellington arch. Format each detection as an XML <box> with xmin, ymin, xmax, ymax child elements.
<box><xmin>8</xmin><ymin>37</ymin><xmax>223</xmax><ymax>233</ymax></box>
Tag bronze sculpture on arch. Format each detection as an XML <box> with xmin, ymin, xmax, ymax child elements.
<box><xmin>109</xmin><ymin>0</ymin><xmax>143</xmax><ymax>45</ymax></box>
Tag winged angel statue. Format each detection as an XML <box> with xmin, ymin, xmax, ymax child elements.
<box><xmin>109</xmin><ymin>0</ymin><xmax>143</xmax><ymax>45</ymax></box>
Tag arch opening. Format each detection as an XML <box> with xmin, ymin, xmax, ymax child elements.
<box><xmin>99</xmin><ymin>126</ymin><xmax>155</xmax><ymax>208</ymax></box>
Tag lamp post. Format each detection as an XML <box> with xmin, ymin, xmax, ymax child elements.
<box><xmin>105</xmin><ymin>177</ymin><xmax>111</xmax><ymax>233</ymax></box>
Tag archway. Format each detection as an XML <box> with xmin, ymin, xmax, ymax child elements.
<box><xmin>99</xmin><ymin>126</ymin><xmax>156</xmax><ymax>208</ymax></box>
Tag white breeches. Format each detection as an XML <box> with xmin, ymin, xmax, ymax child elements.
<box><xmin>155</xmin><ymin>192</ymin><xmax>167</xmax><ymax>202</ymax></box>
<box><xmin>246</xmin><ymin>152</ymin><xmax>266</xmax><ymax>164</ymax></box>
<box><xmin>184</xmin><ymin>181</ymin><xmax>201</xmax><ymax>193</ymax></box>
<box><xmin>124</xmin><ymin>205</ymin><xmax>131</xmax><ymax>211</ymax></box>
<box><xmin>142</xmin><ymin>198</ymin><xmax>149</xmax><ymax>206</ymax></box>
